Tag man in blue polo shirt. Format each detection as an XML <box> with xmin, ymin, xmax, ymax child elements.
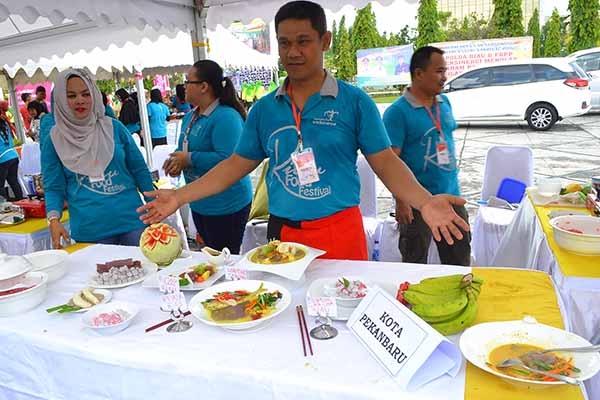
<box><xmin>138</xmin><ymin>1</ymin><xmax>469</xmax><ymax>260</ymax></box>
<box><xmin>383</xmin><ymin>46</ymin><xmax>471</xmax><ymax>266</ymax></box>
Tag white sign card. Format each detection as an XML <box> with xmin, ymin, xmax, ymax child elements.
<box><xmin>347</xmin><ymin>286</ymin><xmax>462</xmax><ymax>391</ymax></box>
<box><xmin>158</xmin><ymin>274</ymin><xmax>180</xmax><ymax>293</ymax></box>
<box><xmin>225</xmin><ymin>266</ymin><xmax>249</xmax><ymax>281</ymax></box>
<box><xmin>306</xmin><ymin>296</ymin><xmax>338</xmax><ymax>318</ymax></box>
<box><xmin>160</xmin><ymin>292</ymin><xmax>187</xmax><ymax>312</ymax></box>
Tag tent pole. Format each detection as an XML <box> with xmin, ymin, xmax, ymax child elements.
<box><xmin>5</xmin><ymin>73</ymin><xmax>26</xmax><ymax>144</ymax></box>
<box><xmin>191</xmin><ymin>0</ymin><xmax>208</xmax><ymax>62</ymax></box>
<box><xmin>134</xmin><ymin>71</ymin><xmax>154</xmax><ymax>170</ymax></box>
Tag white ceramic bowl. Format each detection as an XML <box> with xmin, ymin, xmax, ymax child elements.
<box><xmin>0</xmin><ymin>254</ymin><xmax>33</xmax><ymax>290</ymax></box>
<box><xmin>537</xmin><ymin>179</ymin><xmax>563</xmax><ymax>197</ymax></box>
<box><xmin>189</xmin><ymin>280</ymin><xmax>291</xmax><ymax>331</ymax></box>
<box><xmin>460</xmin><ymin>317</ymin><xmax>600</xmax><ymax>388</ymax></box>
<box><xmin>0</xmin><ymin>272</ymin><xmax>48</xmax><ymax>317</ymax></box>
<box><xmin>550</xmin><ymin>215</ymin><xmax>600</xmax><ymax>256</ymax></box>
<box><xmin>322</xmin><ymin>276</ymin><xmax>371</xmax><ymax>308</ymax></box>
<box><xmin>24</xmin><ymin>250</ymin><xmax>69</xmax><ymax>283</ymax></box>
<box><xmin>201</xmin><ymin>247</ymin><xmax>230</xmax><ymax>266</ymax></box>
<box><xmin>81</xmin><ymin>301</ymin><xmax>139</xmax><ymax>335</ymax></box>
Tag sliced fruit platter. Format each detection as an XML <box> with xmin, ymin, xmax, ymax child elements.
<box><xmin>143</xmin><ymin>262</ymin><xmax>225</xmax><ymax>291</ymax></box>
<box><xmin>396</xmin><ymin>273</ymin><xmax>483</xmax><ymax>336</ymax></box>
<box><xmin>177</xmin><ymin>263</ymin><xmax>220</xmax><ymax>288</ymax></box>
<box><xmin>46</xmin><ymin>288</ymin><xmax>111</xmax><ymax>314</ymax></box>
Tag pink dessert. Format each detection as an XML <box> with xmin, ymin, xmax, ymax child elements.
<box><xmin>91</xmin><ymin>310</ymin><xmax>130</xmax><ymax>327</ymax></box>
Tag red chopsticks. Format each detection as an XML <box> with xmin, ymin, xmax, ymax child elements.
<box><xmin>145</xmin><ymin>311</ymin><xmax>191</xmax><ymax>333</ymax></box>
<box><xmin>296</xmin><ymin>305</ymin><xmax>313</xmax><ymax>356</ymax></box>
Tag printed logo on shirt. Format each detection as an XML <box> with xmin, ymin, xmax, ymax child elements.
<box><xmin>76</xmin><ymin>170</ymin><xmax>127</xmax><ymax>195</ymax></box>
<box><xmin>312</xmin><ymin>109</ymin><xmax>339</xmax><ymax>127</ymax></box>
<box><xmin>421</xmin><ymin>127</ymin><xmax>456</xmax><ymax>173</ymax></box>
<box><xmin>268</xmin><ymin>126</ymin><xmax>332</xmax><ymax>200</ymax></box>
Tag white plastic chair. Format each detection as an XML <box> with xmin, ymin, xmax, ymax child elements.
<box><xmin>20</xmin><ymin>143</ymin><xmax>41</xmax><ymax>175</ymax></box>
<box><xmin>356</xmin><ymin>154</ymin><xmax>377</xmax><ymax>218</ymax></box>
<box><xmin>152</xmin><ymin>144</ymin><xmax>177</xmax><ymax>179</ymax></box>
<box><xmin>480</xmin><ymin>146</ymin><xmax>534</xmax><ymax>201</ymax></box>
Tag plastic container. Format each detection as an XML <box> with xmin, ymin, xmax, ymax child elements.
<box><xmin>496</xmin><ymin>178</ymin><xmax>527</xmax><ymax>204</ymax></box>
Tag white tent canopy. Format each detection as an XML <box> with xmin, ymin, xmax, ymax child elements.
<box><xmin>208</xmin><ymin>25</ymin><xmax>278</xmax><ymax>69</ymax></box>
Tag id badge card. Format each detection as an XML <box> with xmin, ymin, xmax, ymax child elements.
<box><xmin>182</xmin><ymin>138</ymin><xmax>189</xmax><ymax>153</ymax></box>
<box><xmin>436</xmin><ymin>141</ymin><xmax>450</xmax><ymax>165</ymax></box>
<box><xmin>291</xmin><ymin>147</ymin><xmax>320</xmax><ymax>186</ymax></box>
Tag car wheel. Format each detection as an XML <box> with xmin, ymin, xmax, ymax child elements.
<box><xmin>526</xmin><ymin>103</ymin><xmax>558</xmax><ymax>131</ymax></box>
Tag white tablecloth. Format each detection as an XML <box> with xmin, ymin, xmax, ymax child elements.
<box><xmin>0</xmin><ymin>222</ymin><xmax>71</xmax><ymax>255</ymax></box>
<box><xmin>491</xmin><ymin>198</ymin><xmax>600</xmax><ymax>400</ymax></box>
<box><xmin>0</xmin><ymin>245</ymin><xmax>474</xmax><ymax>400</ymax></box>
<box><xmin>471</xmin><ymin>206</ymin><xmax>515</xmax><ymax>267</ymax></box>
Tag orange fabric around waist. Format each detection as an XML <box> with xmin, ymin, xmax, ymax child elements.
<box><xmin>281</xmin><ymin>206</ymin><xmax>368</xmax><ymax>260</ymax></box>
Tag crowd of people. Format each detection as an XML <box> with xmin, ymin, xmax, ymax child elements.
<box><xmin>3</xmin><ymin>0</ymin><xmax>471</xmax><ymax>267</ymax></box>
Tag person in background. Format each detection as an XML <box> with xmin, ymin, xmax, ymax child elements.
<box><xmin>162</xmin><ymin>60</ymin><xmax>252</xmax><ymax>254</ymax></box>
<box><xmin>115</xmin><ymin>88</ymin><xmax>141</xmax><ymax>135</ymax></box>
<box><xmin>0</xmin><ymin>117</ymin><xmax>24</xmax><ymax>201</ymax></box>
<box><xmin>19</xmin><ymin>93</ymin><xmax>32</xmax><ymax>130</ymax></box>
<box><xmin>34</xmin><ymin>86</ymin><xmax>50</xmax><ymax>114</ymax></box>
<box><xmin>139</xmin><ymin>1</ymin><xmax>468</xmax><ymax>260</ymax></box>
<box><xmin>147</xmin><ymin>88</ymin><xmax>171</xmax><ymax>148</ymax></box>
<box><xmin>102</xmin><ymin>92</ymin><xmax>116</xmax><ymax>118</ymax></box>
<box><xmin>42</xmin><ymin>69</ymin><xmax>153</xmax><ymax>248</ymax></box>
<box><xmin>172</xmin><ymin>84</ymin><xmax>192</xmax><ymax>113</ymax></box>
<box><xmin>383</xmin><ymin>46</ymin><xmax>471</xmax><ymax>266</ymax></box>
<box><xmin>26</xmin><ymin>101</ymin><xmax>47</xmax><ymax>142</ymax></box>
<box><xmin>0</xmin><ymin>101</ymin><xmax>17</xmax><ymax>139</ymax></box>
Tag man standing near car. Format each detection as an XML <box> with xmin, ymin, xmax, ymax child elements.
<box><xmin>383</xmin><ymin>46</ymin><xmax>471</xmax><ymax>266</ymax></box>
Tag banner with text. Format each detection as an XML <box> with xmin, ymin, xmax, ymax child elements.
<box><xmin>356</xmin><ymin>44</ymin><xmax>413</xmax><ymax>88</ymax></box>
<box><xmin>432</xmin><ymin>36</ymin><xmax>533</xmax><ymax>79</ymax></box>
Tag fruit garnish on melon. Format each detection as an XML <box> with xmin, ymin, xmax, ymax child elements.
<box><xmin>139</xmin><ymin>223</ymin><xmax>182</xmax><ymax>266</ymax></box>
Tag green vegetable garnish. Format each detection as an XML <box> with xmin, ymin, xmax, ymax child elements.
<box><xmin>338</xmin><ymin>277</ymin><xmax>350</xmax><ymax>288</ymax></box>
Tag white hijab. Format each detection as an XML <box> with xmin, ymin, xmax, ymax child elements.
<box><xmin>50</xmin><ymin>69</ymin><xmax>114</xmax><ymax>179</ymax></box>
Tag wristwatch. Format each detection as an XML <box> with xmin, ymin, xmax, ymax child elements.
<box><xmin>46</xmin><ymin>216</ymin><xmax>59</xmax><ymax>226</ymax></box>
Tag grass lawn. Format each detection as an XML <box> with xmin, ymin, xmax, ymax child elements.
<box><xmin>372</xmin><ymin>95</ymin><xmax>400</xmax><ymax>104</ymax></box>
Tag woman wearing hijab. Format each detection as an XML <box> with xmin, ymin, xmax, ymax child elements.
<box><xmin>115</xmin><ymin>88</ymin><xmax>141</xmax><ymax>135</ymax></box>
<box><xmin>147</xmin><ymin>88</ymin><xmax>171</xmax><ymax>148</ymax></box>
<box><xmin>0</xmin><ymin>117</ymin><xmax>23</xmax><ymax>201</ymax></box>
<box><xmin>42</xmin><ymin>69</ymin><xmax>154</xmax><ymax>248</ymax></box>
<box><xmin>163</xmin><ymin>60</ymin><xmax>252</xmax><ymax>254</ymax></box>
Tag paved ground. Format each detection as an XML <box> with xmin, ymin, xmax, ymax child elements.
<box><xmin>374</xmin><ymin>111</ymin><xmax>600</xmax><ymax>222</ymax></box>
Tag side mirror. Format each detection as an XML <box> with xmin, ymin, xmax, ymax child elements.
<box><xmin>443</xmin><ymin>85</ymin><xmax>452</xmax><ymax>93</ymax></box>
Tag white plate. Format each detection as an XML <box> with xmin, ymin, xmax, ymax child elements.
<box><xmin>188</xmin><ymin>280</ymin><xmax>291</xmax><ymax>331</ymax></box>
<box><xmin>155</xmin><ymin>250</ymin><xmax>193</xmax><ymax>269</ymax></box>
<box><xmin>529</xmin><ymin>187</ymin><xmax>587</xmax><ymax>208</ymax></box>
<box><xmin>236</xmin><ymin>242</ymin><xmax>326</xmax><ymax>281</ymax></box>
<box><xmin>460</xmin><ymin>317</ymin><xmax>600</xmax><ymax>388</ymax></box>
<box><xmin>305</xmin><ymin>277</ymin><xmax>372</xmax><ymax>321</ymax></box>
<box><xmin>88</xmin><ymin>261</ymin><xmax>157</xmax><ymax>289</ymax></box>
<box><xmin>68</xmin><ymin>289</ymin><xmax>112</xmax><ymax>313</ymax></box>
<box><xmin>142</xmin><ymin>262</ymin><xmax>225</xmax><ymax>291</ymax></box>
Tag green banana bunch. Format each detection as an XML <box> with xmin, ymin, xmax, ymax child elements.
<box><xmin>400</xmin><ymin>273</ymin><xmax>483</xmax><ymax>336</ymax></box>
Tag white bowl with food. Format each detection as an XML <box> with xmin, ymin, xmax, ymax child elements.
<box><xmin>550</xmin><ymin>215</ymin><xmax>600</xmax><ymax>256</ymax></box>
<box><xmin>460</xmin><ymin>317</ymin><xmax>600</xmax><ymax>388</ymax></box>
<box><xmin>322</xmin><ymin>276</ymin><xmax>371</xmax><ymax>308</ymax></box>
<box><xmin>81</xmin><ymin>301</ymin><xmax>138</xmax><ymax>335</ymax></box>
<box><xmin>239</xmin><ymin>241</ymin><xmax>326</xmax><ymax>281</ymax></box>
<box><xmin>24</xmin><ymin>249</ymin><xmax>69</xmax><ymax>283</ymax></box>
<box><xmin>0</xmin><ymin>272</ymin><xmax>48</xmax><ymax>317</ymax></box>
<box><xmin>189</xmin><ymin>280</ymin><xmax>291</xmax><ymax>331</ymax></box>
<box><xmin>0</xmin><ymin>253</ymin><xmax>34</xmax><ymax>290</ymax></box>
<box><xmin>536</xmin><ymin>178</ymin><xmax>563</xmax><ymax>197</ymax></box>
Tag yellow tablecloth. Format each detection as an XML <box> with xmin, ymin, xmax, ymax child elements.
<box><xmin>465</xmin><ymin>268</ymin><xmax>584</xmax><ymax>400</ymax></box>
<box><xmin>0</xmin><ymin>211</ymin><xmax>69</xmax><ymax>234</ymax></box>
<box><xmin>528</xmin><ymin>194</ymin><xmax>600</xmax><ymax>278</ymax></box>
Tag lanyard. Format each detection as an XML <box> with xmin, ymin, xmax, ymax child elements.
<box><xmin>287</xmin><ymin>85</ymin><xmax>304</xmax><ymax>151</ymax></box>
<box><xmin>423</xmin><ymin>100</ymin><xmax>444</xmax><ymax>140</ymax></box>
<box><xmin>183</xmin><ymin>108</ymin><xmax>202</xmax><ymax>142</ymax></box>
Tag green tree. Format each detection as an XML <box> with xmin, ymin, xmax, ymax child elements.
<box><xmin>96</xmin><ymin>79</ymin><xmax>116</xmax><ymax>95</ymax></box>
<box><xmin>526</xmin><ymin>8</ymin><xmax>541</xmax><ymax>57</ymax></box>
<box><xmin>490</xmin><ymin>0</ymin><xmax>524</xmax><ymax>38</ymax></box>
<box><xmin>336</xmin><ymin>16</ymin><xmax>354</xmax><ymax>81</ymax></box>
<box><xmin>444</xmin><ymin>13</ymin><xmax>492</xmax><ymax>41</ymax></box>
<box><xmin>543</xmin><ymin>8</ymin><xmax>562</xmax><ymax>57</ymax></box>
<box><xmin>331</xmin><ymin>20</ymin><xmax>339</xmax><ymax>57</ymax></box>
<box><xmin>351</xmin><ymin>4</ymin><xmax>381</xmax><ymax>74</ymax></box>
<box><xmin>416</xmin><ymin>0</ymin><xmax>443</xmax><ymax>48</ymax></box>
<box><xmin>567</xmin><ymin>0</ymin><xmax>600</xmax><ymax>53</ymax></box>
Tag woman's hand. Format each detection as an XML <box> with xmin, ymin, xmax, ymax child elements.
<box><xmin>419</xmin><ymin>195</ymin><xmax>470</xmax><ymax>245</ymax></box>
<box><xmin>137</xmin><ymin>189</ymin><xmax>180</xmax><ymax>224</ymax></box>
<box><xmin>49</xmin><ymin>220</ymin><xmax>70</xmax><ymax>249</ymax></box>
<box><xmin>163</xmin><ymin>152</ymin><xmax>189</xmax><ymax>177</ymax></box>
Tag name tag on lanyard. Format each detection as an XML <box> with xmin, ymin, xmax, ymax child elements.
<box><xmin>425</xmin><ymin>101</ymin><xmax>450</xmax><ymax>166</ymax></box>
<box><xmin>289</xmin><ymin>86</ymin><xmax>320</xmax><ymax>186</ymax></box>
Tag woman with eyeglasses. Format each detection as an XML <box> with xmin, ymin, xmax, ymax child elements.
<box><xmin>162</xmin><ymin>60</ymin><xmax>252</xmax><ymax>254</ymax></box>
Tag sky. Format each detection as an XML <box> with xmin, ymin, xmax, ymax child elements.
<box><xmin>325</xmin><ymin>0</ymin><xmax>570</xmax><ymax>34</ymax></box>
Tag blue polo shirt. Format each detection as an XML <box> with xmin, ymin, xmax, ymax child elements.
<box><xmin>0</xmin><ymin>120</ymin><xmax>18</xmax><ymax>164</ymax></box>
<box><xmin>177</xmin><ymin>101</ymin><xmax>252</xmax><ymax>216</ymax></box>
<box><xmin>235</xmin><ymin>71</ymin><xmax>391</xmax><ymax>221</ymax></box>
<box><xmin>147</xmin><ymin>102</ymin><xmax>170</xmax><ymax>139</ymax></box>
<box><xmin>383</xmin><ymin>90</ymin><xmax>460</xmax><ymax>196</ymax></box>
